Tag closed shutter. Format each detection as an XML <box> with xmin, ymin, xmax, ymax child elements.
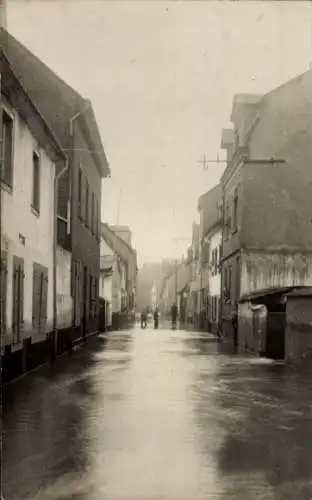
<box><xmin>1</xmin><ymin>254</ymin><xmax>8</xmax><ymax>335</ymax></box>
<box><xmin>12</xmin><ymin>256</ymin><xmax>24</xmax><ymax>343</ymax></box>
<box><xmin>81</xmin><ymin>173</ymin><xmax>85</xmax><ymax>223</ymax></box>
<box><xmin>19</xmin><ymin>265</ymin><xmax>25</xmax><ymax>337</ymax></box>
<box><xmin>40</xmin><ymin>271</ymin><xmax>48</xmax><ymax>333</ymax></box>
<box><xmin>97</xmin><ymin>200</ymin><xmax>100</xmax><ymax>241</ymax></box>
<box><xmin>89</xmin><ymin>275</ymin><xmax>92</xmax><ymax>319</ymax></box>
<box><xmin>32</xmin><ymin>267</ymin><xmax>40</xmax><ymax>335</ymax></box>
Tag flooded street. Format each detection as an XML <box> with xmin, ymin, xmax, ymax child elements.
<box><xmin>3</xmin><ymin>327</ymin><xmax>312</xmax><ymax>500</ymax></box>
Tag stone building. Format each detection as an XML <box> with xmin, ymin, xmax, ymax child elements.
<box><xmin>220</xmin><ymin>70</ymin><xmax>312</xmax><ymax>359</ymax></box>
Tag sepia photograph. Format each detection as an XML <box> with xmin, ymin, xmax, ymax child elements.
<box><xmin>0</xmin><ymin>0</ymin><xmax>312</xmax><ymax>498</ymax></box>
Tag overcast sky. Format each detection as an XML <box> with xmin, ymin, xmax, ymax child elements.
<box><xmin>7</xmin><ymin>0</ymin><xmax>312</xmax><ymax>266</ymax></box>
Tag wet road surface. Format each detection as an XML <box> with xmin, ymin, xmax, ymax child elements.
<box><xmin>3</xmin><ymin>327</ymin><xmax>312</xmax><ymax>499</ymax></box>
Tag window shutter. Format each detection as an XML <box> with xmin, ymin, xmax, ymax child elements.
<box><xmin>12</xmin><ymin>267</ymin><xmax>18</xmax><ymax>339</ymax></box>
<box><xmin>32</xmin><ymin>266</ymin><xmax>40</xmax><ymax>335</ymax></box>
<box><xmin>12</xmin><ymin>257</ymin><xmax>24</xmax><ymax>343</ymax></box>
<box><xmin>18</xmin><ymin>265</ymin><xmax>25</xmax><ymax>335</ymax></box>
<box><xmin>81</xmin><ymin>173</ymin><xmax>85</xmax><ymax>222</ymax></box>
<box><xmin>97</xmin><ymin>200</ymin><xmax>100</xmax><ymax>241</ymax></box>
<box><xmin>40</xmin><ymin>271</ymin><xmax>48</xmax><ymax>333</ymax></box>
<box><xmin>1</xmin><ymin>255</ymin><xmax>8</xmax><ymax>335</ymax></box>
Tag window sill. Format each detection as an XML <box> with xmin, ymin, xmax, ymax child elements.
<box><xmin>31</xmin><ymin>206</ymin><xmax>40</xmax><ymax>218</ymax></box>
<box><xmin>1</xmin><ymin>181</ymin><xmax>13</xmax><ymax>194</ymax></box>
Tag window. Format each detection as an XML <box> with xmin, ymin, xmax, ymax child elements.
<box><xmin>85</xmin><ymin>180</ymin><xmax>89</xmax><ymax>226</ymax></box>
<box><xmin>32</xmin><ymin>263</ymin><xmax>48</xmax><ymax>336</ymax></box>
<box><xmin>89</xmin><ymin>275</ymin><xmax>93</xmax><ymax>319</ymax></box>
<box><xmin>96</xmin><ymin>199</ymin><xmax>100</xmax><ymax>241</ymax></box>
<box><xmin>91</xmin><ymin>192</ymin><xmax>95</xmax><ymax>234</ymax></box>
<box><xmin>214</xmin><ymin>248</ymin><xmax>218</xmax><ymax>275</ymax></box>
<box><xmin>211</xmin><ymin>248</ymin><xmax>215</xmax><ymax>275</ymax></box>
<box><xmin>1</xmin><ymin>252</ymin><xmax>8</xmax><ymax>335</ymax></box>
<box><xmin>78</xmin><ymin>167</ymin><xmax>82</xmax><ymax>219</ymax></box>
<box><xmin>32</xmin><ymin>151</ymin><xmax>40</xmax><ymax>213</ymax></box>
<box><xmin>233</xmin><ymin>188</ymin><xmax>238</xmax><ymax>232</ymax></box>
<box><xmin>223</xmin><ymin>265</ymin><xmax>232</xmax><ymax>303</ymax></box>
<box><xmin>223</xmin><ymin>267</ymin><xmax>228</xmax><ymax>300</ymax></box>
<box><xmin>218</xmin><ymin>245</ymin><xmax>222</xmax><ymax>273</ymax></box>
<box><xmin>228</xmin><ymin>265</ymin><xmax>232</xmax><ymax>301</ymax></box>
<box><xmin>12</xmin><ymin>256</ymin><xmax>25</xmax><ymax>343</ymax></box>
<box><xmin>1</xmin><ymin>110</ymin><xmax>13</xmax><ymax>188</ymax></box>
<box><xmin>225</xmin><ymin>202</ymin><xmax>230</xmax><ymax>239</ymax></box>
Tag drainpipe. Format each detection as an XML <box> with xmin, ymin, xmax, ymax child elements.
<box><xmin>52</xmin><ymin>102</ymin><xmax>91</xmax><ymax>360</ymax></box>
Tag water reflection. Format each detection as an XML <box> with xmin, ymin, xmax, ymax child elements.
<box><xmin>3</xmin><ymin>330</ymin><xmax>312</xmax><ymax>499</ymax></box>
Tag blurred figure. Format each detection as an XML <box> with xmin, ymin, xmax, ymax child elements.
<box><xmin>171</xmin><ymin>302</ymin><xmax>178</xmax><ymax>329</ymax></box>
<box><xmin>141</xmin><ymin>310</ymin><xmax>147</xmax><ymax>329</ymax></box>
<box><xmin>154</xmin><ymin>307</ymin><xmax>159</xmax><ymax>329</ymax></box>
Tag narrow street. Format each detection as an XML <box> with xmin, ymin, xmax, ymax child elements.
<box><xmin>3</xmin><ymin>327</ymin><xmax>312</xmax><ymax>500</ymax></box>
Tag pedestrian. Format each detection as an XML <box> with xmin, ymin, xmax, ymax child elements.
<box><xmin>171</xmin><ymin>302</ymin><xmax>178</xmax><ymax>329</ymax></box>
<box><xmin>154</xmin><ymin>307</ymin><xmax>159</xmax><ymax>329</ymax></box>
<box><xmin>232</xmin><ymin>311</ymin><xmax>238</xmax><ymax>348</ymax></box>
<box><xmin>141</xmin><ymin>310</ymin><xmax>147</xmax><ymax>329</ymax></box>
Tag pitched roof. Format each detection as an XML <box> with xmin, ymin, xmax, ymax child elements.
<box><xmin>101</xmin><ymin>223</ymin><xmax>137</xmax><ymax>279</ymax></box>
<box><xmin>1</xmin><ymin>51</ymin><xmax>66</xmax><ymax>163</ymax></box>
<box><xmin>0</xmin><ymin>28</ymin><xmax>110</xmax><ymax>177</ymax></box>
<box><xmin>247</xmin><ymin>69</ymin><xmax>312</xmax><ymax>160</ymax></box>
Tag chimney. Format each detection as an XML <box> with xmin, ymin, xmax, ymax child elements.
<box><xmin>0</xmin><ymin>0</ymin><xmax>7</xmax><ymax>29</ymax></box>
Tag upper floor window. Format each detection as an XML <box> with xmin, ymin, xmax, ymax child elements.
<box><xmin>32</xmin><ymin>151</ymin><xmax>40</xmax><ymax>213</ymax></box>
<box><xmin>78</xmin><ymin>167</ymin><xmax>83</xmax><ymax>220</ymax></box>
<box><xmin>233</xmin><ymin>188</ymin><xmax>238</xmax><ymax>232</ymax></box>
<box><xmin>85</xmin><ymin>180</ymin><xmax>89</xmax><ymax>226</ymax></box>
<box><xmin>91</xmin><ymin>192</ymin><xmax>95</xmax><ymax>234</ymax></box>
<box><xmin>223</xmin><ymin>265</ymin><xmax>232</xmax><ymax>303</ymax></box>
<box><xmin>1</xmin><ymin>110</ymin><xmax>14</xmax><ymax>188</ymax></box>
<box><xmin>225</xmin><ymin>202</ymin><xmax>230</xmax><ymax>239</ymax></box>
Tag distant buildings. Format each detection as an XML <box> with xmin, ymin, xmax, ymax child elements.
<box><xmin>198</xmin><ymin>185</ymin><xmax>222</xmax><ymax>334</ymax></box>
<box><xmin>163</xmin><ymin>67</ymin><xmax>312</xmax><ymax>365</ymax></box>
<box><xmin>99</xmin><ymin>223</ymin><xmax>137</xmax><ymax>331</ymax></box>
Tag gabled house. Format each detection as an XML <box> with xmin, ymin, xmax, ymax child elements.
<box><xmin>0</xmin><ymin>28</ymin><xmax>110</xmax><ymax>346</ymax></box>
<box><xmin>220</xmin><ymin>70</ymin><xmax>312</xmax><ymax>359</ymax></box>
<box><xmin>100</xmin><ymin>223</ymin><xmax>137</xmax><ymax>329</ymax></box>
<box><xmin>198</xmin><ymin>184</ymin><xmax>222</xmax><ymax>333</ymax></box>
<box><xmin>0</xmin><ymin>50</ymin><xmax>67</xmax><ymax>379</ymax></box>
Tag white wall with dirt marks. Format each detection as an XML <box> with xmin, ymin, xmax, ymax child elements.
<box><xmin>1</xmin><ymin>101</ymin><xmax>55</xmax><ymax>349</ymax></box>
<box><xmin>56</xmin><ymin>246</ymin><xmax>73</xmax><ymax>330</ymax></box>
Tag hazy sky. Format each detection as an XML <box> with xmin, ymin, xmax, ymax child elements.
<box><xmin>7</xmin><ymin>0</ymin><xmax>312</xmax><ymax>266</ymax></box>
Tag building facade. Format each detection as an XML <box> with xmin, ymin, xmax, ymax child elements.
<box><xmin>198</xmin><ymin>184</ymin><xmax>222</xmax><ymax>333</ymax></box>
<box><xmin>100</xmin><ymin>223</ymin><xmax>137</xmax><ymax>330</ymax></box>
<box><xmin>0</xmin><ymin>29</ymin><xmax>110</xmax><ymax>348</ymax></box>
<box><xmin>1</xmin><ymin>51</ymin><xmax>67</xmax><ymax>379</ymax></box>
<box><xmin>220</xmin><ymin>75</ymin><xmax>312</xmax><ymax>358</ymax></box>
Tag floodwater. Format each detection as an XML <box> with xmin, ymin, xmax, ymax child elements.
<box><xmin>3</xmin><ymin>326</ymin><xmax>312</xmax><ymax>499</ymax></box>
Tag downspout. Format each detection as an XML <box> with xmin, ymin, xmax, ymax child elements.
<box><xmin>52</xmin><ymin>102</ymin><xmax>90</xmax><ymax>360</ymax></box>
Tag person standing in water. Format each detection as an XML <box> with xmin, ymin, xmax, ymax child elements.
<box><xmin>171</xmin><ymin>302</ymin><xmax>178</xmax><ymax>329</ymax></box>
<box><xmin>141</xmin><ymin>310</ymin><xmax>147</xmax><ymax>329</ymax></box>
<box><xmin>154</xmin><ymin>307</ymin><xmax>159</xmax><ymax>329</ymax></box>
